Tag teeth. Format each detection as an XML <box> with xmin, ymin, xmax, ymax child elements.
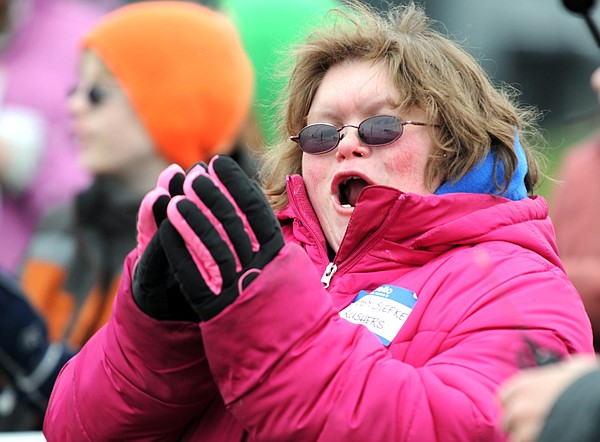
<box><xmin>342</xmin><ymin>203</ymin><xmax>352</xmax><ymax>208</ymax></box>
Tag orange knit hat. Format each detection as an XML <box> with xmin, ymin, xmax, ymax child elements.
<box><xmin>82</xmin><ymin>1</ymin><xmax>253</xmax><ymax>169</ymax></box>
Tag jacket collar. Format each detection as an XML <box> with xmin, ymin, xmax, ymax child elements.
<box><xmin>279</xmin><ymin>174</ymin><xmax>557</xmax><ymax>267</ymax></box>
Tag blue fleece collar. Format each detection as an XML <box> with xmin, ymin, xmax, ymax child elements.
<box><xmin>434</xmin><ymin>133</ymin><xmax>528</xmax><ymax>201</ymax></box>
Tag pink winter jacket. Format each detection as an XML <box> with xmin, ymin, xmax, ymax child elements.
<box><xmin>44</xmin><ymin>176</ymin><xmax>593</xmax><ymax>441</ymax></box>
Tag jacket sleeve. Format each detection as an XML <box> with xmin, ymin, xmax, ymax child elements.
<box><xmin>20</xmin><ymin>203</ymin><xmax>76</xmax><ymax>343</ymax></box>
<box><xmin>538</xmin><ymin>369</ymin><xmax>600</xmax><ymax>442</ymax></box>
<box><xmin>199</xmin><ymin>243</ymin><xmax>593</xmax><ymax>442</ymax></box>
<box><xmin>44</xmin><ymin>251</ymin><xmax>218</xmax><ymax>441</ymax></box>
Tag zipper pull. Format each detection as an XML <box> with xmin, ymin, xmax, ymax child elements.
<box><xmin>320</xmin><ymin>262</ymin><xmax>338</xmax><ymax>288</ymax></box>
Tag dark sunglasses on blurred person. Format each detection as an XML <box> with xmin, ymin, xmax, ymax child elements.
<box><xmin>68</xmin><ymin>84</ymin><xmax>121</xmax><ymax>106</ymax></box>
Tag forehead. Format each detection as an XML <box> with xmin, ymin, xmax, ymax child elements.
<box><xmin>308</xmin><ymin>59</ymin><xmax>400</xmax><ymax>119</ymax></box>
<box><xmin>79</xmin><ymin>50</ymin><xmax>116</xmax><ymax>82</ymax></box>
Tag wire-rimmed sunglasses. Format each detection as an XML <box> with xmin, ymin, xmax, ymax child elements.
<box><xmin>290</xmin><ymin>115</ymin><xmax>440</xmax><ymax>155</ymax></box>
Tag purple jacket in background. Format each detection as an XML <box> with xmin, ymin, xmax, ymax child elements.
<box><xmin>0</xmin><ymin>0</ymin><xmax>104</xmax><ymax>272</ymax></box>
<box><xmin>44</xmin><ymin>175</ymin><xmax>593</xmax><ymax>441</ymax></box>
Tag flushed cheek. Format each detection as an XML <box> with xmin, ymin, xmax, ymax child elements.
<box><xmin>302</xmin><ymin>156</ymin><xmax>330</xmax><ymax>200</ymax></box>
<box><xmin>384</xmin><ymin>151</ymin><xmax>431</xmax><ymax>194</ymax></box>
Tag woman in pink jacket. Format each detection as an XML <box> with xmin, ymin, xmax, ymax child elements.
<box><xmin>44</xmin><ymin>2</ymin><xmax>593</xmax><ymax>441</ymax></box>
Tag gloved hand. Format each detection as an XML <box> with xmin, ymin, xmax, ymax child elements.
<box><xmin>160</xmin><ymin>155</ymin><xmax>285</xmax><ymax>321</ymax></box>
<box><xmin>0</xmin><ymin>269</ymin><xmax>73</xmax><ymax>410</ymax></box>
<box><xmin>132</xmin><ymin>164</ymin><xmax>200</xmax><ymax>322</ymax></box>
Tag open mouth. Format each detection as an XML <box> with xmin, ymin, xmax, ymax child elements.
<box><xmin>339</xmin><ymin>177</ymin><xmax>370</xmax><ymax>208</ymax></box>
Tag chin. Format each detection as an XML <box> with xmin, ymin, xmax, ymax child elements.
<box><xmin>80</xmin><ymin>157</ymin><xmax>110</xmax><ymax>176</ymax></box>
<box><xmin>322</xmin><ymin>217</ymin><xmax>349</xmax><ymax>253</ymax></box>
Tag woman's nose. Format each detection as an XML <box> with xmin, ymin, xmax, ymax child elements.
<box><xmin>67</xmin><ymin>87</ymin><xmax>86</xmax><ymax>117</ymax></box>
<box><xmin>335</xmin><ymin>127</ymin><xmax>371</xmax><ymax>159</ymax></box>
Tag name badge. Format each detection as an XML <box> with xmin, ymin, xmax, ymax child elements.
<box><xmin>339</xmin><ymin>284</ymin><xmax>417</xmax><ymax>346</ymax></box>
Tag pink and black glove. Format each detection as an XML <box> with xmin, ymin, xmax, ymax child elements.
<box><xmin>160</xmin><ymin>155</ymin><xmax>285</xmax><ymax>321</ymax></box>
<box><xmin>132</xmin><ymin>164</ymin><xmax>200</xmax><ymax>322</ymax></box>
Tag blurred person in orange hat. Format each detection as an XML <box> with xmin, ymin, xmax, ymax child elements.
<box><xmin>0</xmin><ymin>0</ymin><xmax>253</xmax><ymax>430</ymax></box>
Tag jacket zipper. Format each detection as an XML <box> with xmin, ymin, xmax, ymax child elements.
<box><xmin>320</xmin><ymin>202</ymin><xmax>402</xmax><ymax>288</ymax></box>
<box><xmin>287</xmin><ymin>185</ymin><xmax>335</xmax><ymax>286</ymax></box>
<box><xmin>320</xmin><ymin>262</ymin><xmax>338</xmax><ymax>288</ymax></box>
<box><xmin>294</xmin><ymin>213</ymin><xmax>338</xmax><ymax>288</ymax></box>
<box><xmin>294</xmin><ymin>206</ymin><xmax>390</xmax><ymax>289</ymax></box>
<box><xmin>320</xmin><ymin>224</ymin><xmax>390</xmax><ymax>288</ymax></box>
<box><xmin>288</xmin><ymin>179</ymin><xmax>393</xmax><ymax>290</ymax></box>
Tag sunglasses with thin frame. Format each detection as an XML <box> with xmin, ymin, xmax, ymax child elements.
<box><xmin>290</xmin><ymin>115</ymin><xmax>440</xmax><ymax>155</ymax></box>
<box><xmin>68</xmin><ymin>84</ymin><xmax>120</xmax><ymax>106</ymax></box>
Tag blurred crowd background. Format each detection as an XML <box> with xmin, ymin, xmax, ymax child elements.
<box><xmin>424</xmin><ymin>0</ymin><xmax>600</xmax><ymax>200</ymax></box>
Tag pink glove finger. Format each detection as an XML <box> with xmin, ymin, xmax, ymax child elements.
<box><xmin>207</xmin><ymin>156</ymin><xmax>259</xmax><ymax>252</ymax></box>
<box><xmin>167</xmin><ymin>196</ymin><xmax>223</xmax><ymax>295</ymax></box>
<box><xmin>183</xmin><ymin>167</ymin><xmax>242</xmax><ymax>272</ymax></box>
<box><xmin>136</xmin><ymin>187</ymin><xmax>170</xmax><ymax>256</ymax></box>
<box><xmin>156</xmin><ymin>163</ymin><xmax>186</xmax><ymax>191</ymax></box>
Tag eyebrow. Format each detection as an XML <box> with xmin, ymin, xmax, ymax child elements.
<box><xmin>307</xmin><ymin>106</ymin><xmax>397</xmax><ymax>124</ymax></box>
